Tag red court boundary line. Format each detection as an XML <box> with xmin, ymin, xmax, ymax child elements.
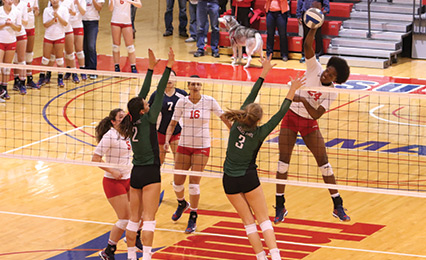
<box><xmin>392</xmin><ymin>106</ymin><xmax>426</xmax><ymax>124</ymax></box>
<box><xmin>0</xmin><ymin>248</ymin><xmax>127</xmax><ymax>256</ymax></box>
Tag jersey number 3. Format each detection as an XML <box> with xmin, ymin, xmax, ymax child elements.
<box><xmin>235</xmin><ymin>134</ymin><xmax>245</xmax><ymax>149</ymax></box>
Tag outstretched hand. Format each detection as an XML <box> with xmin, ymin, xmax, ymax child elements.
<box><xmin>289</xmin><ymin>76</ymin><xmax>306</xmax><ymax>92</ymax></box>
<box><xmin>259</xmin><ymin>55</ymin><xmax>276</xmax><ymax>78</ymax></box>
<box><xmin>166</xmin><ymin>47</ymin><xmax>175</xmax><ymax>68</ymax></box>
<box><xmin>148</xmin><ymin>49</ymin><xmax>160</xmax><ymax>70</ymax></box>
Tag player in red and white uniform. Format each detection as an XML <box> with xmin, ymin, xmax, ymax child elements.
<box><xmin>12</xmin><ymin>0</ymin><xmax>28</xmax><ymax>95</ymax></box>
<box><xmin>36</xmin><ymin>0</ymin><xmax>69</xmax><ymax>88</ymax></box>
<box><xmin>274</xmin><ymin>27</ymin><xmax>351</xmax><ymax>223</ymax></box>
<box><xmin>164</xmin><ymin>76</ymin><xmax>232</xmax><ymax>234</ymax></box>
<box><xmin>109</xmin><ymin>0</ymin><xmax>141</xmax><ymax>73</ymax></box>
<box><xmin>0</xmin><ymin>0</ymin><xmax>21</xmax><ymax>102</ymax></box>
<box><xmin>23</xmin><ymin>0</ymin><xmax>39</xmax><ymax>89</ymax></box>
<box><xmin>69</xmin><ymin>0</ymin><xmax>87</xmax><ymax>80</ymax></box>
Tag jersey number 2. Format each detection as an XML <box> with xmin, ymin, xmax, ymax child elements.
<box><xmin>235</xmin><ymin>134</ymin><xmax>245</xmax><ymax>149</ymax></box>
<box><xmin>132</xmin><ymin>127</ymin><xmax>138</xmax><ymax>142</ymax></box>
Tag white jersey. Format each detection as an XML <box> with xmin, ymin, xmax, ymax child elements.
<box><xmin>173</xmin><ymin>95</ymin><xmax>224</xmax><ymax>149</ymax></box>
<box><xmin>49</xmin><ymin>0</ymin><xmax>74</xmax><ymax>32</ymax></box>
<box><xmin>110</xmin><ymin>0</ymin><xmax>131</xmax><ymax>24</ymax></box>
<box><xmin>23</xmin><ymin>0</ymin><xmax>38</xmax><ymax>29</ymax></box>
<box><xmin>43</xmin><ymin>5</ymin><xmax>69</xmax><ymax>40</ymax></box>
<box><xmin>14</xmin><ymin>2</ymin><xmax>28</xmax><ymax>37</ymax></box>
<box><xmin>0</xmin><ymin>6</ymin><xmax>21</xmax><ymax>43</ymax></box>
<box><xmin>69</xmin><ymin>0</ymin><xmax>86</xmax><ymax>28</ymax></box>
<box><xmin>94</xmin><ymin>128</ymin><xmax>132</xmax><ymax>180</ymax></box>
<box><xmin>82</xmin><ymin>0</ymin><xmax>103</xmax><ymax>21</ymax></box>
<box><xmin>289</xmin><ymin>56</ymin><xmax>338</xmax><ymax>119</ymax></box>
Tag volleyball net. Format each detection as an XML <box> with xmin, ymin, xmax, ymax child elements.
<box><xmin>1</xmin><ymin>63</ymin><xmax>425</xmax><ymax>198</ymax></box>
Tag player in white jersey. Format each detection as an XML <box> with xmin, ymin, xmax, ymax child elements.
<box><xmin>36</xmin><ymin>0</ymin><xmax>69</xmax><ymax>88</ymax></box>
<box><xmin>0</xmin><ymin>0</ymin><xmax>21</xmax><ymax>102</ymax></box>
<box><xmin>109</xmin><ymin>0</ymin><xmax>141</xmax><ymax>73</ymax></box>
<box><xmin>92</xmin><ymin>108</ymin><xmax>142</xmax><ymax>260</ymax></box>
<box><xmin>23</xmin><ymin>0</ymin><xmax>39</xmax><ymax>89</ymax></box>
<box><xmin>275</xmin><ymin>26</ymin><xmax>351</xmax><ymax>224</ymax></box>
<box><xmin>69</xmin><ymin>0</ymin><xmax>87</xmax><ymax>80</ymax></box>
<box><xmin>12</xmin><ymin>0</ymin><xmax>28</xmax><ymax>95</ymax></box>
<box><xmin>164</xmin><ymin>75</ymin><xmax>232</xmax><ymax>234</ymax></box>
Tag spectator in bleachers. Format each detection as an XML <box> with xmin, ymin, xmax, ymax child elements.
<box><xmin>232</xmin><ymin>0</ymin><xmax>252</xmax><ymax>28</ymax></box>
<box><xmin>163</xmin><ymin>0</ymin><xmax>188</xmax><ymax>37</ymax></box>
<box><xmin>265</xmin><ymin>0</ymin><xmax>289</xmax><ymax>61</ymax></box>
<box><xmin>194</xmin><ymin>0</ymin><xmax>220</xmax><ymax>58</ymax></box>
<box><xmin>297</xmin><ymin>0</ymin><xmax>329</xmax><ymax>63</ymax></box>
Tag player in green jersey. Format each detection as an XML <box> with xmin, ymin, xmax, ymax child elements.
<box><xmin>222</xmin><ymin>55</ymin><xmax>305</xmax><ymax>260</ymax></box>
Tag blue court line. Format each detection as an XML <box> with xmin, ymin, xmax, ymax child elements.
<box><xmin>42</xmin><ymin>77</ymin><xmax>113</xmax><ymax>147</ymax></box>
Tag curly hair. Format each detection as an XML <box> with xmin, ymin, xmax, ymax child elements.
<box><xmin>327</xmin><ymin>56</ymin><xmax>350</xmax><ymax>84</ymax></box>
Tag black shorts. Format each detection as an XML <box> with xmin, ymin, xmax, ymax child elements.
<box><xmin>222</xmin><ymin>168</ymin><xmax>261</xmax><ymax>195</ymax></box>
<box><xmin>130</xmin><ymin>165</ymin><xmax>161</xmax><ymax>189</ymax></box>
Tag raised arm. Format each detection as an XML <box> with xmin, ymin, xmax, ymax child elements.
<box><xmin>241</xmin><ymin>56</ymin><xmax>275</xmax><ymax>109</ymax></box>
<box><xmin>304</xmin><ymin>27</ymin><xmax>317</xmax><ymax>60</ymax></box>
<box><xmin>138</xmin><ymin>48</ymin><xmax>160</xmax><ymax>99</ymax></box>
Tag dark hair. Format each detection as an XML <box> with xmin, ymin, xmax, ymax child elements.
<box><xmin>95</xmin><ymin>108</ymin><xmax>123</xmax><ymax>143</ymax></box>
<box><xmin>327</xmin><ymin>56</ymin><xmax>350</xmax><ymax>84</ymax></box>
<box><xmin>118</xmin><ymin>97</ymin><xmax>144</xmax><ymax>139</ymax></box>
<box><xmin>170</xmin><ymin>69</ymin><xmax>177</xmax><ymax>76</ymax></box>
<box><xmin>187</xmin><ymin>75</ymin><xmax>201</xmax><ymax>86</ymax></box>
<box><xmin>223</xmin><ymin>103</ymin><xmax>263</xmax><ymax>131</ymax></box>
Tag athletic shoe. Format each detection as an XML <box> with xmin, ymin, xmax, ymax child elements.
<box><xmin>333</xmin><ymin>206</ymin><xmax>350</xmax><ymax>222</ymax></box>
<box><xmin>45</xmin><ymin>73</ymin><xmax>51</xmax><ymax>85</ymax></box>
<box><xmin>64</xmin><ymin>72</ymin><xmax>71</xmax><ymax>80</ymax></box>
<box><xmin>172</xmin><ymin>200</ymin><xmax>190</xmax><ymax>222</ymax></box>
<box><xmin>2</xmin><ymin>88</ymin><xmax>10</xmax><ymax>100</ymax></box>
<box><xmin>274</xmin><ymin>206</ymin><xmax>288</xmax><ymax>224</ymax></box>
<box><xmin>131</xmin><ymin>65</ymin><xmax>138</xmax><ymax>73</ymax></box>
<box><xmin>18</xmin><ymin>83</ymin><xmax>27</xmax><ymax>95</ymax></box>
<box><xmin>27</xmin><ymin>79</ymin><xmax>40</xmax><ymax>89</ymax></box>
<box><xmin>89</xmin><ymin>74</ymin><xmax>98</xmax><ymax>80</ymax></box>
<box><xmin>193</xmin><ymin>50</ymin><xmax>204</xmax><ymax>57</ymax></box>
<box><xmin>0</xmin><ymin>89</ymin><xmax>6</xmax><ymax>102</ymax></box>
<box><xmin>185</xmin><ymin>37</ymin><xmax>196</xmax><ymax>43</ymax></box>
<box><xmin>58</xmin><ymin>78</ymin><xmax>65</xmax><ymax>88</ymax></box>
<box><xmin>98</xmin><ymin>249</ymin><xmax>115</xmax><ymax>260</ymax></box>
<box><xmin>72</xmin><ymin>73</ymin><xmax>80</xmax><ymax>83</ymax></box>
<box><xmin>81</xmin><ymin>73</ymin><xmax>87</xmax><ymax>81</ymax></box>
<box><xmin>114</xmin><ymin>66</ymin><xmax>120</xmax><ymax>72</ymax></box>
<box><xmin>0</xmin><ymin>96</ymin><xmax>4</xmax><ymax>103</ymax></box>
<box><xmin>185</xmin><ymin>211</ymin><xmax>197</xmax><ymax>234</ymax></box>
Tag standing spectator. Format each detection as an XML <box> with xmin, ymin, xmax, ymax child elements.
<box><xmin>0</xmin><ymin>0</ymin><xmax>21</xmax><ymax>101</ymax></box>
<box><xmin>109</xmin><ymin>0</ymin><xmax>141</xmax><ymax>73</ymax></box>
<box><xmin>265</xmin><ymin>0</ymin><xmax>289</xmax><ymax>61</ymax></box>
<box><xmin>82</xmin><ymin>0</ymin><xmax>104</xmax><ymax>80</ymax></box>
<box><xmin>23</xmin><ymin>0</ymin><xmax>39</xmax><ymax>89</ymax></box>
<box><xmin>12</xmin><ymin>0</ymin><xmax>28</xmax><ymax>95</ymax></box>
<box><xmin>186</xmin><ymin>0</ymin><xmax>208</xmax><ymax>43</ymax></box>
<box><xmin>218</xmin><ymin>0</ymin><xmax>229</xmax><ymax>15</ymax></box>
<box><xmin>297</xmin><ymin>0</ymin><xmax>329</xmax><ymax>63</ymax></box>
<box><xmin>194</xmin><ymin>0</ymin><xmax>220</xmax><ymax>58</ymax></box>
<box><xmin>232</xmin><ymin>0</ymin><xmax>251</xmax><ymax>28</ymax></box>
<box><xmin>163</xmin><ymin>0</ymin><xmax>188</xmax><ymax>37</ymax></box>
<box><xmin>69</xmin><ymin>0</ymin><xmax>87</xmax><ymax>80</ymax></box>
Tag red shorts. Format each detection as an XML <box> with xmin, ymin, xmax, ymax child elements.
<box><xmin>157</xmin><ymin>132</ymin><xmax>181</xmax><ymax>145</ymax></box>
<box><xmin>73</xmin><ymin>27</ymin><xmax>84</xmax><ymax>35</ymax></box>
<box><xmin>25</xmin><ymin>28</ymin><xmax>35</xmax><ymax>36</ymax></box>
<box><xmin>0</xmin><ymin>42</ymin><xmax>17</xmax><ymax>51</ymax></box>
<box><xmin>17</xmin><ymin>35</ymin><xmax>27</xmax><ymax>41</ymax></box>
<box><xmin>280</xmin><ymin>109</ymin><xmax>319</xmax><ymax>137</ymax></box>
<box><xmin>65</xmin><ymin>31</ymin><xmax>74</xmax><ymax>36</ymax></box>
<box><xmin>177</xmin><ymin>146</ymin><xmax>210</xmax><ymax>157</ymax></box>
<box><xmin>111</xmin><ymin>22</ymin><xmax>132</xmax><ymax>28</ymax></box>
<box><xmin>44</xmin><ymin>38</ymin><xmax>65</xmax><ymax>44</ymax></box>
<box><xmin>102</xmin><ymin>177</ymin><xmax>130</xmax><ymax>199</ymax></box>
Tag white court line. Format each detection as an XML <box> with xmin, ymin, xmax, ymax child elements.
<box><xmin>3</xmin><ymin>123</ymin><xmax>96</xmax><ymax>154</ymax></box>
<box><xmin>370</xmin><ymin>105</ymin><xmax>426</xmax><ymax>128</ymax></box>
<box><xmin>0</xmin><ymin>210</ymin><xmax>425</xmax><ymax>258</ymax></box>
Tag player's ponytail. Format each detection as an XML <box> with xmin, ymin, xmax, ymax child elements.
<box><xmin>223</xmin><ymin>103</ymin><xmax>263</xmax><ymax>130</ymax></box>
<box><xmin>95</xmin><ymin>108</ymin><xmax>123</xmax><ymax>143</ymax></box>
<box><xmin>119</xmin><ymin>97</ymin><xmax>144</xmax><ymax>139</ymax></box>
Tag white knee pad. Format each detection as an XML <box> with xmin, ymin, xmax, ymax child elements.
<box><xmin>112</xmin><ymin>44</ymin><xmax>120</xmax><ymax>53</ymax></box>
<box><xmin>66</xmin><ymin>52</ymin><xmax>75</xmax><ymax>60</ymax></box>
<box><xmin>173</xmin><ymin>182</ymin><xmax>184</xmax><ymax>193</ymax></box>
<box><xmin>142</xmin><ymin>220</ymin><xmax>156</xmax><ymax>232</ymax></box>
<box><xmin>76</xmin><ymin>51</ymin><xmax>85</xmax><ymax>59</ymax></box>
<box><xmin>126</xmin><ymin>45</ymin><xmax>135</xmax><ymax>53</ymax></box>
<box><xmin>115</xmin><ymin>219</ymin><xmax>129</xmax><ymax>230</ymax></box>
<box><xmin>50</xmin><ymin>54</ymin><xmax>56</xmax><ymax>62</ymax></box>
<box><xmin>259</xmin><ymin>220</ymin><xmax>273</xmax><ymax>232</ymax></box>
<box><xmin>19</xmin><ymin>61</ymin><xmax>26</xmax><ymax>66</ymax></box>
<box><xmin>41</xmin><ymin>56</ymin><xmax>50</xmax><ymax>65</ymax></box>
<box><xmin>2</xmin><ymin>68</ymin><xmax>10</xmax><ymax>74</ymax></box>
<box><xmin>126</xmin><ymin>220</ymin><xmax>140</xmax><ymax>232</ymax></box>
<box><xmin>320</xmin><ymin>163</ymin><xmax>334</xmax><ymax>176</ymax></box>
<box><xmin>26</xmin><ymin>52</ymin><xmax>34</xmax><ymax>63</ymax></box>
<box><xmin>188</xmin><ymin>184</ymin><xmax>200</xmax><ymax>196</ymax></box>
<box><xmin>277</xmin><ymin>161</ymin><xmax>289</xmax><ymax>174</ymax></box>
<box><xmin>244</xmin><ymin>223</ymin><xmax>257</xmax><ymax>235</ymax></box>
<box><xmin>56</xmin><ymin>58</ymin><xmax>64</xmax><ymax>66</ymax></box>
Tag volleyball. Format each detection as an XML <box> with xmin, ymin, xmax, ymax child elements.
<box><xmin>303</xmin><ymin>8</ymin><xmax>325</xmax><ymax>29</ymax></box>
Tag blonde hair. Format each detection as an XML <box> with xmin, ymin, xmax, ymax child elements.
<box><xmin>224</xmin><ymin>103</ymin><xmax>263</xmax><ymax>130</ymax></box>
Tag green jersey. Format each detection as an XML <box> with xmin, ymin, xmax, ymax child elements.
<box><xmin>223</xmin><ymin>77</ymin><xmax>292</xmax><ymax>177</ymax></box>
<box><xmin>131</xmin><ymin>67</ymin><xmax>171</xmax><ymax>166</ymax></box>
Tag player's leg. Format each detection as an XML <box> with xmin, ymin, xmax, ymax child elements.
<box><xmin>111</xmin><ymin>24</ymin><xmax>122</xmax><ymax>72</ymax></box>
<box><xmin>171</xmin><ymin>150</ymin><xmax>191</xmax><ymax>221</ymax></box>
<box><xmin>140</xmin><ymin>182</ymin><xmax>161</xmax><ymax>260</ymax></box>
<box><xmin>126</xmin><ymin>187</ymin><xmax>142</xmax><ymax>260</ymax></box>
<box><xmin>53</xmin><ymin>42</ymin><xmax>66</xmax><ymax>87</ymax></box>
<box><xmin>122</xmin><ymin>26</ymin><xmax>137</xmax><ymax>73</ymax></box>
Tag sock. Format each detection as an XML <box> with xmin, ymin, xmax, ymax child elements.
<box><xmin>127</xmin><ymin>246</ymin><xmax>137</xmax><ymax>259</ymax></box>
<box><xmin>114</xmin><ymin>64</ymin><xmax>120</xmax><ymax>71</ymax></box>
<box><xmin>46</xmin><ymin>71</ymin><xmax>52</xmax><ymax>78</ymax></box>
<box><xmin>27</xmin><ymin>75</ymin><xmax>33</xmax><ymax>82</ymax></box>
<box><xmin>332</xmin><ymin>195</ymin><xmax>343</xmax><ymax>209</ymax></box>
<box><xmin>178</xmin><ymin>199</ymin><xmax>187</xmax><ymax>208</ymax></box>
<box><xmin>105</xmin><ymin>243</ymin><xmax>116</xmax><ymax>255</ymax></box>
<box><xmin>142</xmin><ymin>246</ymin><xmax>152</xmax><ymax>260</ymax></box>
<box><xmin>58</xmin><ymin>73</ymin><xmax>63</xmax><ymax>80</ymax></box>
<box><xmin>270</xmin><ymin>248</ymin><xmax>281</xmax><ymax>260</ymax></box>
<box><xmin>256</xmin><ymin>251</ymin><xmax>267</xmax><ymax>260</ymax></box>
<box><xmin>189</xmin><ymin>211</ymin><xmax>198</xmax><ymax>222</ymax></box>
<box><xmin>275</xmin><ymin>193</ymin><xmax>285</xmax><ymax>208</ymax></box>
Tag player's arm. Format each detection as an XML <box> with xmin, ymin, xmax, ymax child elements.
<box><xmin>164</xmin><ymin>119</ymin><xmax>178</xmax><ymax>151</ymax></box>
<box><xmin>92</xmin><ymin>153</ymin><xmax>123</xmax><ymax>179</ymax></box>
<box><xmin>108</xmin><ymin>0</ymin><xmax>113</xmax><ymax>12</ymax></box>
<box><xmin>138</xmin><ymin>49</ymin><xmax>160</xmax><ymax>99</ymax></box>
<box><xmin>220</xmin><ymin>114</ymin><xmax>232</xmax><ymax>130</ymax></box>
<box><xmin>125</xmin><ymin>0</ymin><xmax>142</xmax><ymax>8</ymax></box>
<box><xmin>55</xmin><ymin>11</ymin><xmax>69</xmax><ymax>27</ymax></box>
<box><xmin>93</xmin><ymin>0</ymin><xmax>104</xmax><ymax>12</ymax></box>
<box><xmin>75</xmin><ymin>0</ymin><xmax>86</xmax><ymax>16</ymax></box>
<box><xmin>295</xmin><ymin>95</ymin><xmax>326</xmax><ymax>119</ymax></box>
<box><xmin>304</xmin><ymin>27</ymin><xmax>318</xmax><ymax>60</ymax></box>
